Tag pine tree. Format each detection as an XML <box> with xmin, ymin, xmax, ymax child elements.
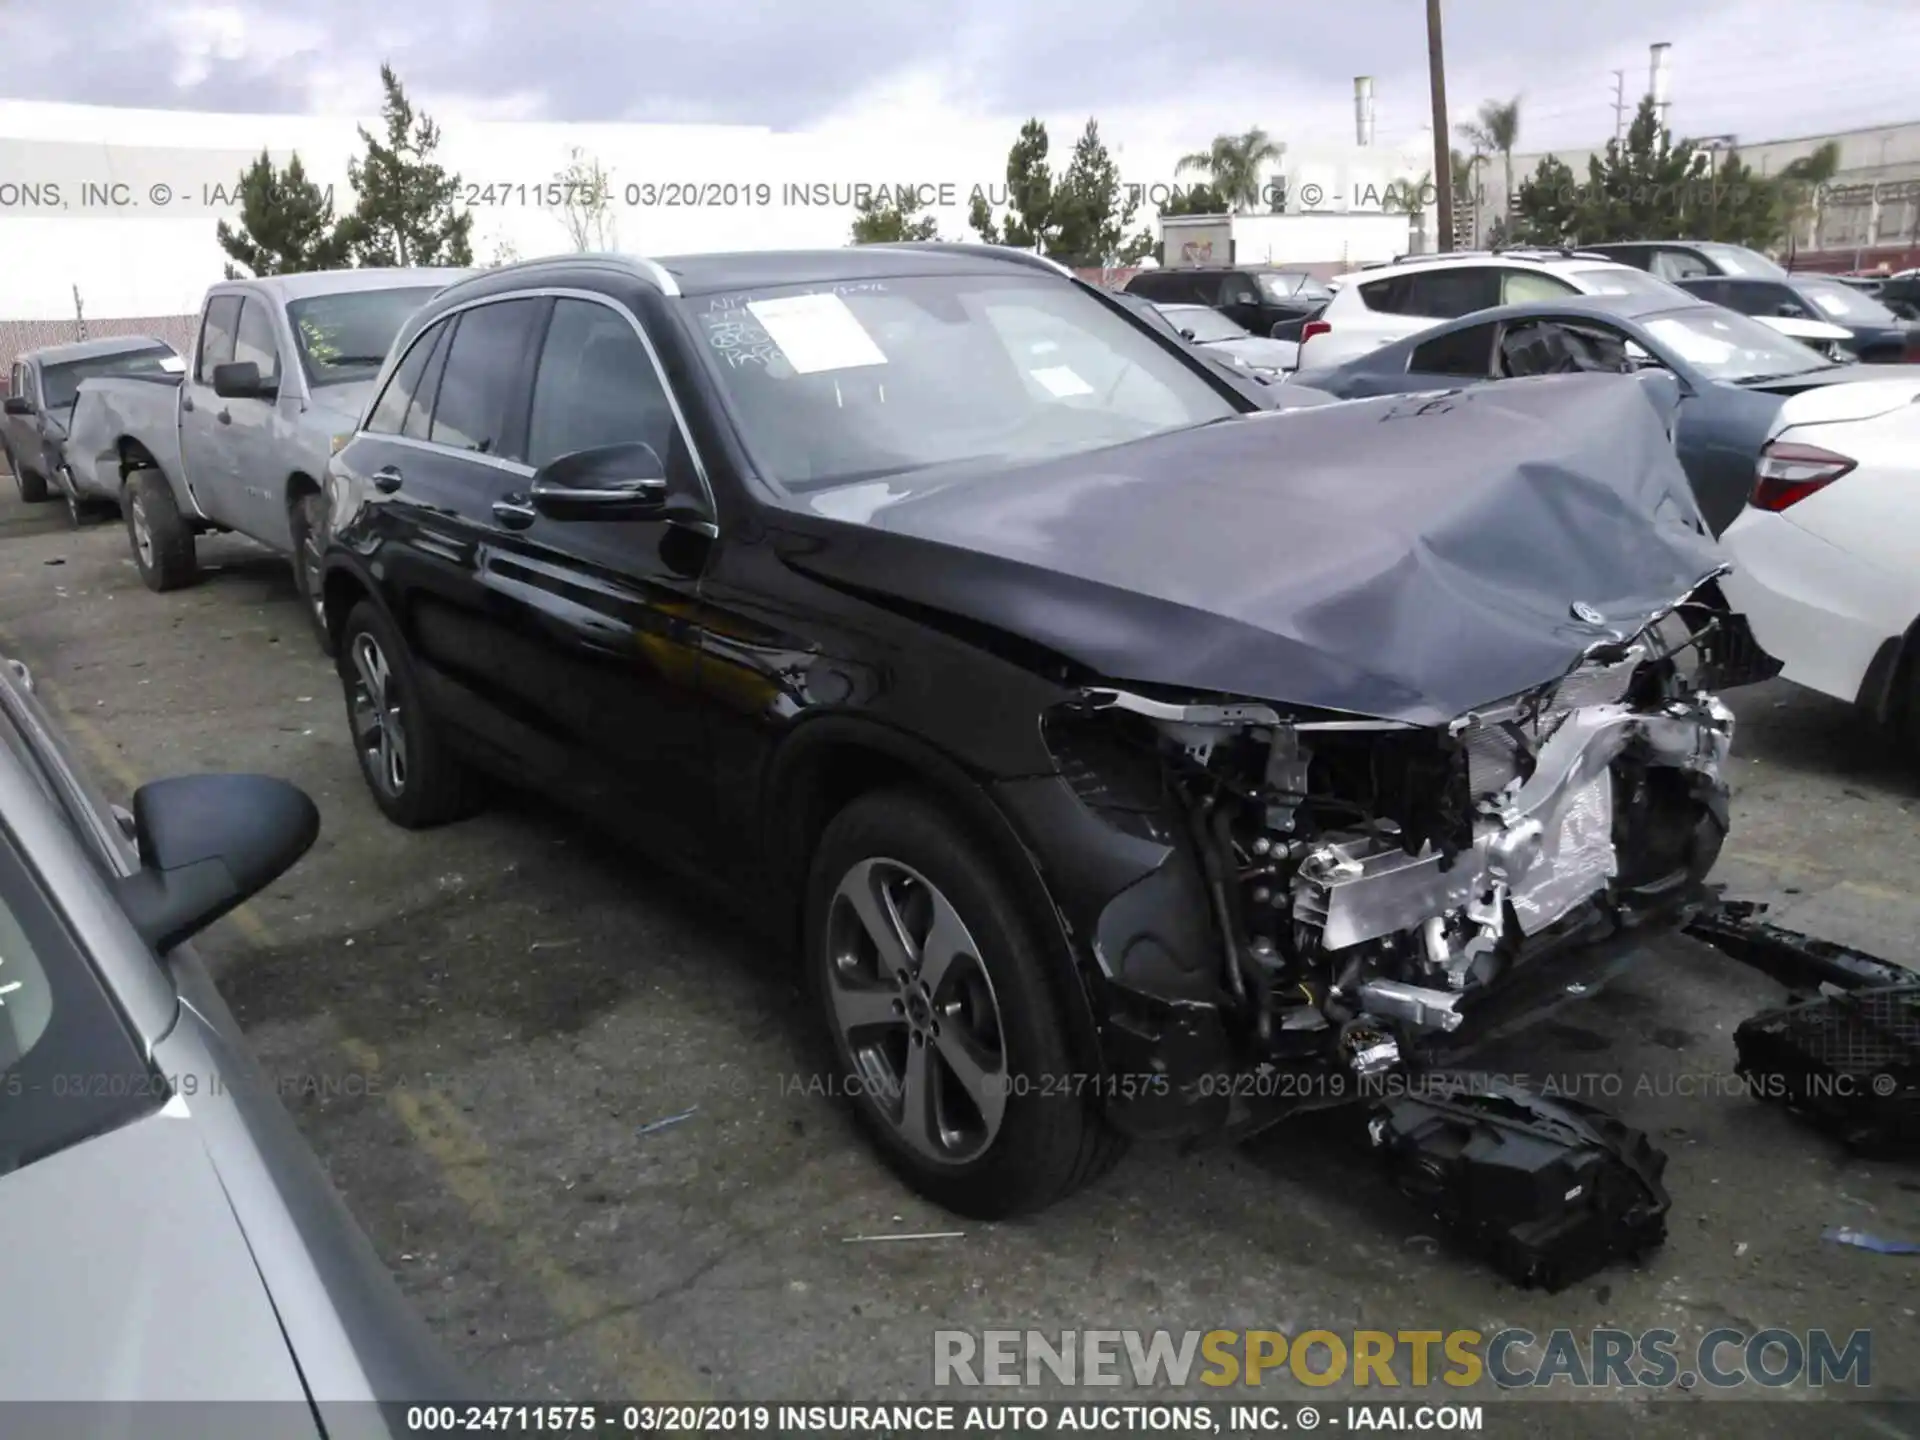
<box><xmin>336</xmin><ymin>64</ymin><xmax>474</xmax><ymax>268</ymax></box>
<box><xmin>215</xmin><ymin>150</ymin><xmax>348</xmax><ymax>278</ymax></box>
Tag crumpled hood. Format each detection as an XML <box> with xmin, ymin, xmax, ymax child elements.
<box><xmin>307</xmin><ymin>379</ymin><xmax>379</xmax><ymax>427</ymax></box>
<box><xmin>785</xmin><ymin>373</ymin><xmax>1724</xmax><ymax>726</ymax></box>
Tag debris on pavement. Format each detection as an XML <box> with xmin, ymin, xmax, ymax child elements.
<box><xmin>1368</xmin><ymin>1077</ymin><xmax>1670</xmax><ymax>1292</ymax></box>
<box><xmin>1733</xmin><ymin>984</ymin><xmax>1919</xmax><ymax>1157</ymax></box>
<box><xmin>841</xmin><ymin>1231</ymin><xmax>966</xmax><ymax>1244</ymax></box>
<box><xmin>1823</xmin><ymin>1227</ymin><xmax>1920</xmax><ymax>1256</ymax></box>
<box><xmin>1684</xmin><ymin>898</ymin><xmax>1915</xmax><ymax>996</ymax></box>
<box><xmin>634</xmin><ymin>1107</ymin><xmax>698</xmax><ymax>1137</ymax></box>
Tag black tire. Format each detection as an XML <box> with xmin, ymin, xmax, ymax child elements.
<box><xmin>289</xmin><ymin>489</ymin><xmax>334</xmax><ymax>655</ymax></box>
<box><xmin>124</xmin><ymin>469</ymin><xmax>197</xmax><ymax>591</ymax></box>
<box><xmin>16</xmin><ymin>463</ymin><xmax>48</xmax><ymax>504</ymax></box>
<box><xmin>336</xmin><ymin>599</ymin><xmax>481</xmax><ymax>828</ymax></box>
<box><xmin>804</xmin><ymin>789</ymin><xmax>1125</xmax><ymax>1217</ymax></box>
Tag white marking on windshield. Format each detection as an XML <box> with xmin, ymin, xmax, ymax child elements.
<box><xmin>1031</xmin><ymin>365</ymin><xmax>1094</xmax><ymax>398</ymax></box>
<box><xmin>745</xmin><ymin>293</ymin><xmax>888</xmax><ymax>374</ymax></box>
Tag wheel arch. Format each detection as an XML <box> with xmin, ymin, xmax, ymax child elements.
<box><xmin>764</xmin><ymin>714</ymin><xmax>1106</xmax><ymax>1079</ymax></box>
<box><xmin>318</xmin><ymin>554</ymin><xmax>390</xmax><ymax>651</ymax></box>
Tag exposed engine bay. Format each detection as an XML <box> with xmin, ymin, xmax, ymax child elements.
<box><xmin>1051</xmin><ymin>593</ymin><xmax>1736</xmax><ymax>1085</ymax></box>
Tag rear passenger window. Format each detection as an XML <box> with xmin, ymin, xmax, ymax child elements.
<box><xmin>526</xmin><ymin>299</ymin><xmax>676</xmax><ymax>470</ymax></box>
<box><xmin>1405</xmin><ymin>267</ymin><xmax>1501</xmax><ymax>318</ymax></box>
<box><xmin>1409</xmin><ymin>322</ymin><xmax>1497</xmax><ymax>377</ymax></box>
<box><xmin>403</xmin><ymin>323</ymin><xmax>453</xmax><ymax>442</ymax></box>
<box><xmin>364</xmin><ymin>323</ymin><xmax>439</xmax><ymax>435</ymax></box>
<box><xmin>1357</xmin><ymin>275</ymin><xmax>1415</xmax><ymax>313</ymax></box>
<box><xmin>195</xmin><ymin>296</ymin><xmax>242</xmax><ymax>384</ymax></box>
<box><xmin>429</xmin><ymin>300</ymin><xmax>545</xmax><ymax>460</ymax></box>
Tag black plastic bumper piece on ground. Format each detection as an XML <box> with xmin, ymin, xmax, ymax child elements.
<box><xmin>1734</xmin><ymin>985</ymin><xmax>1920</xmax><ymax>1158</ymax></box>
<box><xmin>1684</xmin><ymin>899</ymin><xmax>1915</xmax><ymax>995</ymax></box>
<box><xmin>1368</xmin><ymin>1078</ymin><xmax>1671</xmax><ymax>1292</ymax></box>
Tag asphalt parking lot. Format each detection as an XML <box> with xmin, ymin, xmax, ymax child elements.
<box><xmin>0</xmin><ymin>478</ymin><xmax>1914</xmax><ymax>1438</ymax></box>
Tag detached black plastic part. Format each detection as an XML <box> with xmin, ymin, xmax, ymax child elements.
<box><xmin>114</xmin><ymin>774</ymin><xmax>321</xmax><ymax>952</ymax></box>
<box><xmin>1369</xmin><ymin>1079</ymin><xmax>1670</xmax><ymax>1292</ymax></box>
<box><xmin>1734</xmin><ymin>987</ymin><xmax>1920</xmax><ymax>1158</ymax></box>
<box><xmin>1683</xmin><ymin>899</ymin><xmax>1914</xmax><ymax>996</ymax></box>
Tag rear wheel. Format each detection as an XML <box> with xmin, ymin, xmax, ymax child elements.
<box><xmin>124</xmin><ymin>469</ymin><xmax>196</xmax><ymax>590</ymax></box>
<box><xmin>336</xmin><ymin>600</ymin><xmax>481</xmax><ymax>828</ymax></box>
<box><xmin>804</xmin><ymin>789</ymin><xmax>1125</xmax><ymax>1217</ymax></box>
<box><xmin>289</xmin><ymin>489</ymin><xmax>333</xmax><ymax>654</ymax></box>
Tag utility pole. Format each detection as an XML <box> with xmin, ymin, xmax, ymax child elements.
<box><xmin>72</xmin><ymin>285</ymin><xmax>87</xmax><ymax>342</ymax></box>
<box><xmin>1611</xmin><ymin>70</ymin><xmax>1628</xmax><ymax>144</ymax></box>
<box><xmin>1426</xmin><ymin>0</ymin><xmax>1454</xmax><ymax>251</ymax></box>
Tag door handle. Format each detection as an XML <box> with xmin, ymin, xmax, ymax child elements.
<box><xmin>217</xmin><ymin>408</ymin><xmax>232</xmax><ymax>425</ymax></box>
<box><xmin>181</xmin><ymin>395</ymin><xmax>194</xmax><ymax>413</ymax></box>
<box><xmin>371</xmin><ymin>466</ymin><xmax>403</xmax><ymax>494</ymax></box>
<box><xmin>492</xmin><ymin>495</ymin><xmax>537</xmax><ymax>529</ymax></box>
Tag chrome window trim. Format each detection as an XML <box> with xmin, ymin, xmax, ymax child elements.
<box><xmin>358</xmin><ymin>287</ymin><xmax>715</xmax><ymax>518</ymax></box>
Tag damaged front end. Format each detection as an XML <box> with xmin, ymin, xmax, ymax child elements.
<box><xmin>1043</xmin><ymin>590</ymin><xmax>1737</xmax><ymax>1137</ymax></box>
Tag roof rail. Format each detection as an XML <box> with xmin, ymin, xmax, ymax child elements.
<box><xmin>435</xmin><ymin>251</ymin><xmax>683</xmax><ymax>298</ymax></box>
<box><xmin>868</xmin><ymin>241</ymin><xmax>1077</xmax><ymax>279</ymax></box>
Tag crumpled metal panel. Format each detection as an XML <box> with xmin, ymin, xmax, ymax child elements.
<box><xmin>1510</xmin><ymin>770</ymin><xmax>1617</xmax><ymax>934</ymax></box>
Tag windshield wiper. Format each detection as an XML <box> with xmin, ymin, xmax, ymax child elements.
<box><xmin>1738</xmin><ymin>367</ymin><xmax>1834</xmax><ymax>384</ymax></box>
<box><xmin>317</xmin><ymin>355</ymin><xmax>388</xmax><ymax>367</ymax></box>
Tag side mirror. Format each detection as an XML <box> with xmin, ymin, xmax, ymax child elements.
<box><xmin>1775</xmin><ymin>303</ymin><xmax>1805</xmax><ymax>319</ymax></box>
<box><xmin>1179</xmin><ymin>328</ymin><xmax>1198</xmax><ymax>341</ymax></box>
<box><xmin>113</xmin><ymin>774</ymin><xmax>319</xmax><ymax>952</ymax></box>
<box><xmin>211</xmin><ymin>360</ymin><xmax>273</xmax><ymax>400</ymax></box>
<box><xmin>3</xmin><ymin>396</ymin><xmax>32</xmax><ymax>417</ymax></box>
<box><xmin>529</xmin><ymin>441</ymin><xmax>668</xmax><ymax>521</ymax></box>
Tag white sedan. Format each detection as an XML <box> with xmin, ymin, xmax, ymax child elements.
<box><xmin>1720</xmin><ymin>374</ymin><xmax>1920</xmax><ymax>744</ymax></box>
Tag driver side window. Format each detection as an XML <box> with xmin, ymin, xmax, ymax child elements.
<box><xmin>1408</xmin><ymin>322</ymin><xmax>1497</xmax><ymax>377</ymax></box>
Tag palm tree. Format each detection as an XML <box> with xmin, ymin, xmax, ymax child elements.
<box><xmin>1458</xmin><ymin>97</ymin><xmax>1522</xmax><ymax>218</ymax></box>
<box><xmin>1175</xmin><ymin>128</ymin><xmax>1285</xmax><ymax>212</ymax></box>
<box><xmin>1779</xmin><ymin>140</ymin><xmax>1841</xmax><ymax>252</ymax></box>
<box><xmin>1451</xmin><ymin>145</ymin><xmax>1486</xmax><ymax>244</ymax></box>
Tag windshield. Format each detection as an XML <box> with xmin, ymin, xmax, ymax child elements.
<box><xmin>1698</xmin><ymin>243</ymin><xmax>1787</xmax><ymax>278</ymax></box>
<box><xmin>1567</xmin><ymin>266</ymin><xmax>1683</xmax><ymax>297</ymax></box>
<box><xmin>288</xmin><ymin>286</ymin><xmax>442</xmax><ymax>388</ymax></box>
<box><xmin>1258</xmin><ymin>272</ymin><xmax>1330</xmax><ymax>301</ymax></box>
<box><xmin>0</xmin><ymin>822</ymin><xmax>161</xmax><ymax>1178</ymax></box>
<box><xmin>1793</xmin><ymin>278</ymin><xmax>1902</xmax><ymax>324</ymax></box>
<box><xmin>685</xmin><ymin>274</ymin><xmax>1239</xmax><ymax>493</ymax></box>
<box><xmin>1161</xmin><ymin>306</ymin><xmax>1250</xmax><ymax>342</ymax></box>
<box><xmin>1643</xmin><ymin>306</ymin><xmax>1836</xmax><ymax>382</ymax></box>
<box><xmin>40</xmin><ymin>347</ymin><xmax>179</xmax><ymax>410</ymax></box>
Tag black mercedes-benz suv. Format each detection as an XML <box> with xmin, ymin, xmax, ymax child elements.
<box><xmin>320</xmin><ymin>243</ymin><xmax>1741</xmax><ymax>1217</ymax></box>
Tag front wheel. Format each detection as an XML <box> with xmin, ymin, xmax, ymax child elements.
<box><xmin>124</xmin><ymin>470</ymin><xmax>197</xmax><ymax>591</ymax></box>
<box><xmin>335</xmin><ymin>600</ymin><xmax>481</xmax><ymax>828</ymax></box>
<box><xmin>804</xmin><ymin>790</ymin><xmax>1125</xmax><ymax>1217</ymax></box>
<box><xmin>289</xmin><ymin>490</ymin><xmax>334</xmax><ymax>654</ymax></box>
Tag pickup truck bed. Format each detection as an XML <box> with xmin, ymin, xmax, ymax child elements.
<box><xmin>65</xmin><ymin>372</ymin><xmax>187</xmax><ymax>508</ymax></box>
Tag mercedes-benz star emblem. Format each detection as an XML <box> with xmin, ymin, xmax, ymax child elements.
<box><xmin>1571</xmin><ymin>601</ymin><xmax>1606</xmax><ymax>625</ymax></box>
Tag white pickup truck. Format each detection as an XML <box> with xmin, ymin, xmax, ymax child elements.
<box><xmin>65</xmin><ymin>267</ymin><xmax>470</xmax><ymax>625</ymax></box>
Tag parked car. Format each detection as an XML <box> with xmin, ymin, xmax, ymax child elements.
<box><xmin>61</xmin><ymin>268</ymin><xmax>471</xmax><ymax>628</ymax></box>
<box><xmin>0</xmin><ymin>652</ymin><xmax>462</xmax><ymax>1415</ymax></box>
<box><xmin>1292</xmin><ymin>250</ymin><xmax>1683</xmax><ymax>372</ymax></box>
<box><xmin>318</xmin><ymin>248</ymin><xmax>1745</xmax><ymax>1217</ymax></box>
<box><xmin>1149</xmin><ymin>302</ymin><xmax>1297</xmax><ymax>376</ymax></box>
<box><xmin>1873</xmin><ymin>269</ymin><xmax>1920</xmax><ymax>320</ymax></box>
<box><xmin>3</xmin><ymin>337</ymin><xmax>181</xmax><ymax>519</ymax></box>
<box><xmin>1303</xmin><ymin>291</ymin><xmax>1902</xmax><ymax>534</ymax></box>
<box><xmin>1674</xmin><ymin>274</ymin><xmax>1920</xmax><ymax>362</ymax></box>
<box><xmin>1124</xmin><ymin>264</ymin><xmax>1333</xmax><ymax>341</ymax></box>
<box><xmin>1718</xmin><ymin>378</ymin><xmax>1920</xmax><ymax>751</ymax></box>
<box><xmin>1582</xmin><ymin>240</ymin><xmax>1788</xmax><ymax>282</ymax></box>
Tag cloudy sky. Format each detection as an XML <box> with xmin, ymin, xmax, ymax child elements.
<box><xmin>2</xmin><ymin>0</ymin><xmax>1917</xmax><ymax>159</ymax></box>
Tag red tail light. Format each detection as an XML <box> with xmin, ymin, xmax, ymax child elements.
<box><xmin>1300</xmin><ymin>320</ymin><xmax>1332</xmax><ymax>343</ymax></box>
<box><xmin>1752</xmin><ymin>440</ymin><xmax>1855</xmax><ymax>512</ymax></box>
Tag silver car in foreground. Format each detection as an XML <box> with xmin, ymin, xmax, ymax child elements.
<box><xmin>0</xmin><ymin>654</ymin><xmax>462</xmax><ymax>1431</ymax></box>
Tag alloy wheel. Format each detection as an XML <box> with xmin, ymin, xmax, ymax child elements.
<box><xmin>348</xmin><ymin>631</ymin><xmax>408</xmax><ymax>797</ymax></box>
<box><xmin>824</xmin><ymin>857</ymin><xmax>1009</xmax><ymax>1165</ymax></box>
<box><xmin>130</xmin><ymin>494</ymin><xmax>153</xmax><ymax>566</ymax></box>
